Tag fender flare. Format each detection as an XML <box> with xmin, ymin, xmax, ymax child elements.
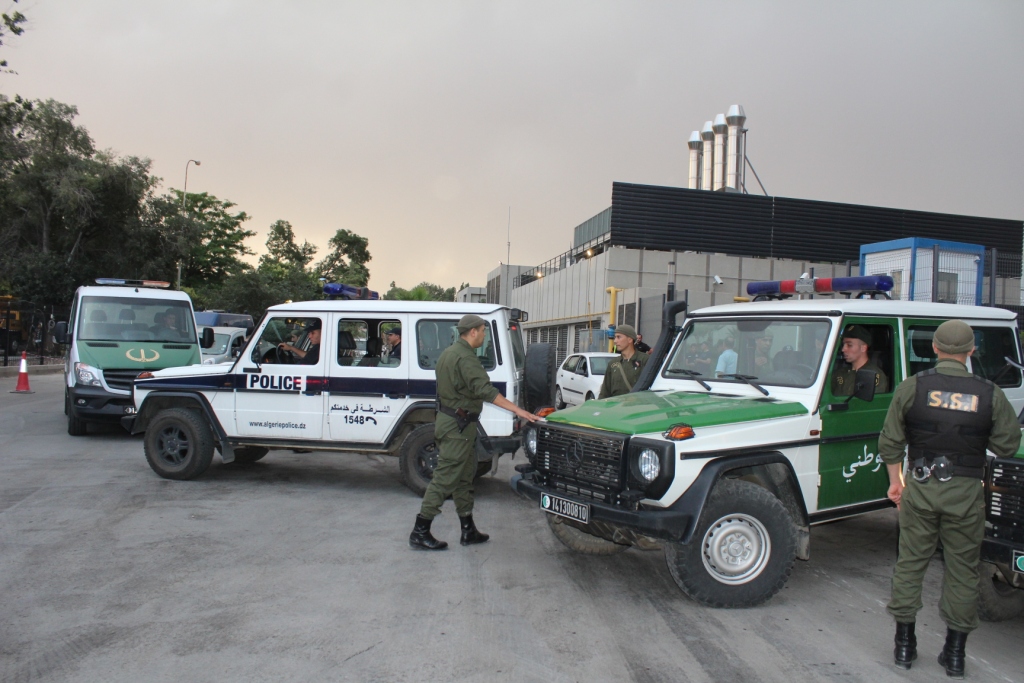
<box><xmin>666</xmin><ymin>451</ymin><xmax>810</xmax><ymax>547</ymax></box>
<box><xmin>133</xmin><ymin>390</ymin><xmax>230</xmax><ymax>449</ymax></box>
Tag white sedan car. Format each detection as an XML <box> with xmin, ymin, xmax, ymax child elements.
<box><xmin>554</xmin><ymin>352</ymin><xmax>618</xmax><ymax>408</ymax></box>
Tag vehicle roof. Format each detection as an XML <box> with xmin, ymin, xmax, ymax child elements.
<box><xmin>689</xmin><ymin>298</ymin><xmax>1017</xmax><ymax>321</ymax></box>
<box><xmin>76</xmin><ymin>286</ymin><xmax>193</xmax><ymax>301</ymax></box>
<box><xmin>267</xmin><ymin>300</ymin><xmax>509</xmax><ymax>315</ymax></box>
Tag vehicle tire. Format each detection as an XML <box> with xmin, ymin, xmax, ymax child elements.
<box><xmin>144</xmin><ymin>408</ymin><xmax>215</xmax><ymax>480</ymax></box>
<box><xmin>475</xmin><ymin>458</ymin><xmax>494</xmax><ymax>479</ymax></box>
<box><xmin>664</xmin><ymin>478</ymin><xmax>797</xmax><ymax>608</ymax></box>
<box><xmin>977</xmin><ymin>561</ymin><xmax>1024</xmax><ymax>621</ymax></box>
<box><xmin>585</xmin><ymin>392</ymin><xmax>595</xmax><ymax>402</ymax></box>
<box><xmin>66</xmin><ymin>393</ymin><xmax>88</xmax><ymax>436</ymax></box>
<box><xmin>399</xmin><ymin>423</ymin><xmax>438</xmax><ymax>496</ymax></box>
<box><xmin>524</xmin><ymin>343</ymin><xmax>557</xmax><ymax>412</ymax></box>
<box><xmin>231</xmin><ymin>446</ymin><xmax>269</xmax><ymax>464</ymax></box>
<box><xmin>554</xmin><ymin>386</ymin><xmax>566</xmax><ymax>410</ymax></box>
<box><xmin>546</xmin><ymin>513</ymin><xmax>629</xmax><ymax>555</ymax></box>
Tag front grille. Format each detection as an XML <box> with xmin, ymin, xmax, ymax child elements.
<box><xmin>103</xmin><ymin>368</ymin><xmax>143</xmax><ymax>393</ymax></box>
<box><xmin>529</xmin><ymin>423</ymin><xmax>627</xmax><ymax>503</ymax></box>
<box><xmin>987</xmin><ymin>458</ymin><xmax>1024</xmax><ymax>540</ymax></box>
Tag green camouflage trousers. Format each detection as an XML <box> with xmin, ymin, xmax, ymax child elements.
<box><xmin>887</xmin><ymin>475</ymin><xmax>986</xmax><ymax>632</ymax></box>
<box><xmin>419</xmin><ymin>414</ymin><xmax>478</xmax><ymax>520</ymax></box>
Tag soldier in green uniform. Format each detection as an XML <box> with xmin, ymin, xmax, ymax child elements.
<box><xmin>598</xmin><ymin>324</ymin><xmax>650</xmax><ymax>399</ymax></box>
<box><xmin>832</xmin><ymin>324</ymin><xmax>889</xmax><ymax>395</ymax></box>
<box><xmin>879</xmin><ymin>320</ymin><xmax>1021</xmax><ymax>678</ymax></box>
<box><xmin>409</xmin><ymin>314</ymin><xmax>539</xmax><ymax>551</ymax></box>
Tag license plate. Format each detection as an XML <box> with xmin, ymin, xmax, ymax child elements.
<box><xmin>123</xmin><ymin>405</ymin><xmax>136</xmax><ymax>415</ymax></box>
<box><xmin>541</xmin><ymin>493</ymin><xmax>589</xmax><ymax>524</ymax></box>
<box><xmin>1014</xmin><ymin>551</ymin><xmax>1024</xmax><ymax>575</ymax></box>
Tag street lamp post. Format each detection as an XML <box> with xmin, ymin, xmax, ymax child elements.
<box><xmin>177</xmin><ymin>159</ymin><xmax>201</xmax><ymax>289</ymax></box>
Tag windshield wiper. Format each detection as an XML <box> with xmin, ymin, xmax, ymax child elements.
<box><xmin>719</xmin><ymin>374</ymin><xmax>769</xmax><ymax>396</ymax></box>
<box><xmin>665</xmin><ymin>369</ymin><xmax>712</xmax><ymax>391</ymax></box>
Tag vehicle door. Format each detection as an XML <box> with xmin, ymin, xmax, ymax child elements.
<box><xmin>326</xmin><ymin>315</ymin><xmax>410</xmax><ymax>443</ymax></box>
<box><xmin>411</xmin><ymin>316</ymin><xmax>511</xmax><ymax>438</ymax></box>
<box><xmin>559</xmin><ymin>355</ymin><xmax>582</xmax><ymax>404</ymax></box>
<box><xmin>817</xmin><ymin>316</ymin><xmax>903</xmax><ymax>511</ymax></box>
<box><xmin>235</xmin><ymin>315</ymin><xmax>326</xmax><ymax>439</ymax></box>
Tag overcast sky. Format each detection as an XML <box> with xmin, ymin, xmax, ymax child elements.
<box><xmin>4</xmin><ymin>1</ymin><xmax>1022</xmax><ymax>292</ymax></box>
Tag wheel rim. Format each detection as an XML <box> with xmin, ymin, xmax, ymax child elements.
<box><xmin>701</xmin><ymin>513</ymin><xmax>771</xmax><ymax>585</ymax></box>
<box><xmin>555</xmin><ymin>388</ymin><xmax>563</xmax><ymax>406</ymax></box>
<box><xmin>155</xmin><ymin>425</ymin><xmax>192</xmax><ymax>468</ymax></box>
<box><xmin>414</xmin><ymin>441</ymin><xmax>438</xmax><ymax>481</ymax></box>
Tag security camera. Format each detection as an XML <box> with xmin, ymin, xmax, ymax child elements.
<box><xmin>799</xmin><ymin>272</ymin><xmax>809</xmax><ymax>280</ymax></box>
<box><xmin>713</xmin><ymin>275</ymin><xmax>724</xmax><ymax>286</ymax></box>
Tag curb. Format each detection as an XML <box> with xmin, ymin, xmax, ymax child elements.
<box><xmin>0</xmin><ymin>364</ymin><xmax>64</xmax><ymax>379</ymax></box>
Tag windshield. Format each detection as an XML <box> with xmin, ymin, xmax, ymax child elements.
<box><xmin>78</xmin><ymin>296</ymin><xmax>196</xmax><ymax>343</ymax></box>
<box><xmin>589</xmin><ymin>356</ymin><xmax>612</xmax><ymax>375</ymax></box>
<box><xmin>665</xmin><ymin>318</ymin><xmax>831</xmax><ymax>388</ymax></box>
<box><xmin>202</xmin><ymin>332</ymin><xmax>230</xmax><ymax>355</ymax></box>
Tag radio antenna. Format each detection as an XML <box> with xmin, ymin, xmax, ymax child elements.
<box><xmin>505</xmin><ymin>207</ymin><xmax>511</xmax><ymax>306</ymax></box>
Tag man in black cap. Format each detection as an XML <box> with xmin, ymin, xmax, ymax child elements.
<box><xmin>385</xmin><ymin>327</ymin><xmax>402</xmax><ymax>362</ymax></box>
<box><xmin>278</xmin><ymin>318</ymin><xmax>321</xmax><ymax>365</ymax></box>
<box><xmin>831</xmin><ymin>324</ymin><xmax>888</xmax><ymax>395</ymax></box>
<box><xmin>879</xmin><ymin>319</ymin><xmax>1020</xmax><ymax>677</ymax></box>
<box><xmin>599</xmin><ymin>324</ymin><xmax>649</xmax><ymax>399</ymax></box>
<box><xmin>410</xmin><ymin>314</ymin><xmax>540</xmax><ymax>550</ymax></box>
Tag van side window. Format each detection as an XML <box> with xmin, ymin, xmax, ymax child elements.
<box><xmin>336</xmin><ymin>319</ymin><xmax>401</xmax><ymax>369</ymax></box>
<box><xmin>416</xmin><ymin>319</ymin><xmax>496</xmax><ymax>370</ymax></box>
<box><xmin>905</xmin><ymin>326</ymin><xmax>938</xmax><ymax>377</ymax></box>
<box><xmin>251</xmin><ymin>317</ymin><xmax>322</xmax><ymax>365</ymax></box>
<box><xmin>829</xmin><ymin>323</ymin><xmax>895</xmax><ymax>396</ymax></box>
<box><xmin>971</xmin><ymin>327</ymin><xmax>1022</xmax><ymax>388</ymax></box>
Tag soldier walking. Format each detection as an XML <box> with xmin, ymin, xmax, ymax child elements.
<box><xmin>598</xmin><ymin>325</ymin><xmax>649</xmax><ymax>399</ymax></box>
<box><xmin>879</xmin><ymin>320</ymin><xmax>1021</xmax><ymax>678</ymax></box>
<box><xmin>410</xmin><ymin>314</ymin><xmax>539</xmax><ymax>550</ymax></box>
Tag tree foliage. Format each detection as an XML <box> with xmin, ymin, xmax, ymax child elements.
<box><xmin>0</xmin><ymin>0</ymin><xmax>25</xmax><ymax>72</ymax></box>
<box><xmin>384</xmin><ymin>281</ymin><xmax>466</xmax><ymax>302</ymax></box>
<box><xmin>317</xmin><ymin>229</ymin><xmax>371</xmax><ymax>286</ymax></box>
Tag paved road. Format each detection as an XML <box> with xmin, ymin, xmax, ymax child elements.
<box><xmin>2</xmin><ymin>375</ymin><xmax>1022</xmax><ymax>682</ymax></box>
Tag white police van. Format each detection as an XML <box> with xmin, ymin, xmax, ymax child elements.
<box><xmin>514</xmin><ymin>275</ymin><xmax>1024</xmax><ymax>607</ymax></box>
<box><xmin>126</xmin><ymin>296</ymin><xmax>553</xmax><ymax>494</ymax></box>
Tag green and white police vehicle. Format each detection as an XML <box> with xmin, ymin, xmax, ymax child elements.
<box><xmin>514</xmin><ymin>275</ymin><xmax>1024</xmax><ymax>608</ymax></box>
<box><xmin>55</xmin><ymin>279</ymin><xmax>213</xmax><ymax>436</ymax></box>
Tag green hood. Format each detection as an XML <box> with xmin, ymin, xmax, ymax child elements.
<box><xmin>547</xmin><ymin>391</ymin><xmax>809</xmax><ymax>435</ymax></box>
<box><xmin>77</xmin><ymin>341</ymin><xmax>200</xmax><ymax>370</ymax></box>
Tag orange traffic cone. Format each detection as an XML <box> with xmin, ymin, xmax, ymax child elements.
<box><xmin>11</xmin><ymin>351</ymin><xmax>33</xmax><ymax>394</ymax></box>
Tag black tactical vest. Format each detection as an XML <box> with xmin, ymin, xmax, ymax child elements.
<box><xmin>905</xmin><ymin>368</ymin><xmax>994</xmax><ymax>477</ymax></box>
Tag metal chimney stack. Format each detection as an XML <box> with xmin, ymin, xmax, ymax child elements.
<box><xmin>687</xmin><ymin>131</ymin><xmax>703</xmax><ymax>189</ymax></box>
<box><xmin>700</xmin><ymin>121</ymin><xmax>715</xmax><ymax>191</ymax></box>
<box><xmin>712</xmin><ymin>113</ymin><xmax>727</xmax><ymax>191</ymax></box>
<box><xmin>725</xmin><ymin>104</ymin><xmax>746</xmax><ymax>190</ymax></box>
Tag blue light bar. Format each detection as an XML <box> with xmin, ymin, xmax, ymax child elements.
<box><xmin>746</xmin><ymin>275</ymin><xmax>894</xmax><ymax>297</ymax></box>
<box><xmin>323</xmin><ymin>283</ymin><xmax>380</xmax><ymax>300</ymax></box>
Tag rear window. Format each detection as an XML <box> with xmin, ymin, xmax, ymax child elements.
<box><xmin>416</xmin><ymin>319</ymin><xmax>496</xmax><ymax>370</ymax></box>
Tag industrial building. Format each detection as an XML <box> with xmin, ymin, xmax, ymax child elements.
<box><xmin>489</xmin><ymin>183</ymin><xmax>1023</xmax><ymax>366</ymax></box>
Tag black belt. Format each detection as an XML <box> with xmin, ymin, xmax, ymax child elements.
<box><xmin>910</xmin><ymin>454</ymin><xmax>985</xmax><ymax>481</ymax></box>
<box><xmin>437</xmin><ymin>403</ymin><xmax>479</xmax><ymax>432</ymax></box>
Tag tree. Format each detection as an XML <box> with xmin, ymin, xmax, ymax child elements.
<box><xmin>0</xmin><ymin>0</ymin><xmax>26</xmax><ymax>73</ymax></box>
<box><xmin>317</xmin><ymin>228</ymin><xmax>370</xmax><ymax>286</ymax></box>
<box><xmin>260</xmin><ymin>219</ymin><xmax>317</xmax><ymax>272</ymax></box>
<box><xmin>384</xmin><ymin>281</ymin><xmax>464</xmax><ymax>301</ymax></box>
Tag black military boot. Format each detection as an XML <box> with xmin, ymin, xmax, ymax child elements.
<box><xmin>409</xmin><ymin>514</ymin><xmax>448</xmax><ymax>551</ymax></box>
<box><xmin>937</xmin><ymin>628</ymin><xmax>968</xmax><ymax>679</ymax></box>
<box><xmin>459</xmin><ymin>515</ymin><xmax>490</xmax><ymax>545</ymax></box>
<box><xmin>893</xmin><ymin>621</ymin><xmax>917</xmax><ymax>669</ymax></box>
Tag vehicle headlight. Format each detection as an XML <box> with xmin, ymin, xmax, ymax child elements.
<box><xmin>74</xmin><ymin>362</ymin><xmax>102</xmax><ymax>387</ymax></box>
<box><xmin>525</xmin><ymin>427</ymin><xmax>538</xmax><ymax>456</ymax></box>
<box><xmin>638</xmin><ymin>448</ymin><xmax>660</xmax><ymax>482</ymax></box>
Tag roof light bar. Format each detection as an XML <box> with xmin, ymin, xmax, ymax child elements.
<box><xmin>322</xmin><ymin>283</ymin><xmax>380</xmax><ymax>300</ymax></box>
<box><xmin>746</xmin><ymin>275</ymin><xmax>894</xmax><ymax>297</ymax></box>
<box><xmin>95</xmin><ymin>278</ymin><xmax>171</xmax><ymax>288</ymax></box>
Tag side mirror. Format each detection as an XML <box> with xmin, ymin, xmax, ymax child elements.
<box><xmin>232</xmin><ymin>348</ymin><xmax>242</xmax><ymax>358</ymax></box>
<box><xmin>54</xmin><ymin>321</ymin><xmax>69</xmax><ymax>344</ymax></box>
<box><xmin>200</xmin><ymin>327</ymin><xmax>215</xmax><ymax>349</ymax></box>
<box><xmin>852</xmin><ymin>369</ymin><xmax>877</xmax><ymax>403</ymax></box>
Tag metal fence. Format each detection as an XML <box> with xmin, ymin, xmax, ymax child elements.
<box><xmin>1</xmin><ymin>299</ymin><xmax>69</xmax><ymax>367</ymax></box>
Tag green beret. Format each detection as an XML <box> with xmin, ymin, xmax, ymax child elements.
<box><xmin>615</xmin><ymin>324</ymin><xmax>637</xmax><ymax>340</ymax></box>
<box><xmin>934</xmin><ymin>319</ymin><xmax>975</xmax><ymax>354</ymax></box>
<box><xmin>842</xmin><ymin>325</ymin><xmax>872</xmax><ymax>345</ymax></box>
<box><xmin>457</xmin><ymin>314</ymin><xmax>488</xmax><ymax>334</ymax></box>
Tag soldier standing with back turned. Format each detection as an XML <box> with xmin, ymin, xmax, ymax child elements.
<box><xmin>409</xmin><ymin>315</ymin><xmax>539</xmax><ymax>550</ymax></box>
<box><xmin>879</xmin><ymin>320</ymin><xmax>1020</xmax><ymax>678</ymax></box>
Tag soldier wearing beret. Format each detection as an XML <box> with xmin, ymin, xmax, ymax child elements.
<box><xmin>598</xmin><ymin>324</ymin><xmax>650</xmax><ymax>399</ymax></box>
<box><xmin>879</xmin><ymin>320</ymin><xmax>1021</xmax><ymax>677</ymax></box>
<box><xmin>831</xmin><ymin>324</ymin><xmax>889</xmax><ymax>395</ymax></box>
<box><xmin>409</xmin><ymin>314</ymin><xmax>540</xmax><ymax>551</ymax></box>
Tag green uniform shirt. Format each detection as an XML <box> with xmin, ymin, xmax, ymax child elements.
<box><xmin>878</xmin><ymin>358</ymin><xmax>1021</xmax><ymax>465</ymax></box>
<box><xmin>831</xmin><ymin>359</ymin><xmax>889</xmax><ymax>396</ymax></box>
<box><xmin>598</xmin><ymin>350</ymin><xmax>650</xmax><ymax>399</ymax></box>
<box><xmin>435</xmin><ymin>338</ymin><xmax>500</xmax><ymax>415</ymax></box>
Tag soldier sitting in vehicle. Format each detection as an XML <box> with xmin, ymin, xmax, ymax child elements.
<box><xmin>831</xmin><ymin>324</ymin><xmax>888</xmax><ymax>395</ymax></box>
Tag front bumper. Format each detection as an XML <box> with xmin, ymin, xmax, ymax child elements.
<box><xmin>68</xmin><ymin>384</ymin><xmax>135</xmax><ymax>424</ymax></box>
<box><xmin>512</xmin><ymin>471</ymin><xmax>693</xmax><ymax>542</ymax></box>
